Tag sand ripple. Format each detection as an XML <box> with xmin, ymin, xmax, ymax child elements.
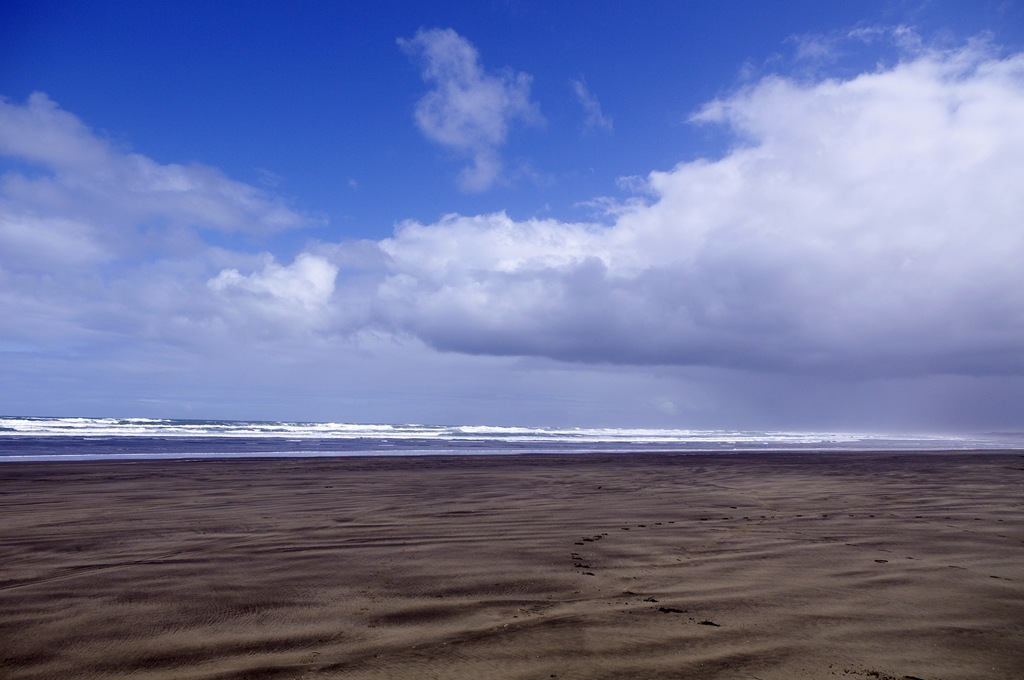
<box><xmin>1</xmin><ymin>452</ymin><xmax>1022</xmax><ymax>679</ymax></box>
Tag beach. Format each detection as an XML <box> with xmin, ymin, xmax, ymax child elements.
<box><xmin>1</xmin><ymin>451</ymin><xmax>1022</xmax><ymax>679</ymax></box>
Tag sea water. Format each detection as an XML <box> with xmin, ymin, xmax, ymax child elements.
<box><xmin>1</xmin><ymin>416</ymin><xmax>1019</xmax><ymax>462</ymax></box>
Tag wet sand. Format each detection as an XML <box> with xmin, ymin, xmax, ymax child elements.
<box><xmin>1</xmin><ymin>452</ymin><xmax>1022</xmax><ymax>679</ymax></box>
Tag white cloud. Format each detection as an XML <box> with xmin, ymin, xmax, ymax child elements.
<box><xmin>0</xmin><ymin>92</ymin><xmax>311</xmax><ymax>259</ymax></box>
<box><xmin>398</xmin><ymin>28</ymin><xmax>542</xmax><ymax>191</ymax></box>
<box><xmin>0</xmin><ymin>93</ymin><xmax>321</xmax><ymax>352</ymax></box>
<box><xmin>369</xmin><ymin>42</ymin><xmax>1024</xmax><ymax>376</ymax></box>
<box><xmin>0</xmin><ymin>92</ymin><xmax>112</xmax><ymax>170</ymax></box>
<box><xmin>0</xmin><ymin>213</ymin><xmax>110</xmax><ymax>269</ymax></box>
<box><xmin>209</xmin><ymin>253</ymin><xmax>338</xmax><ymax>312</ymax></box>
<box><xmin>3</xmin><ymin>37</ymin><xmax>1024</xmax><ymax>430</ymax></box>
<box><xmin>571</xmin><ymin>79</ymin><xmax>613</xmax><ymax>133</ymax></box>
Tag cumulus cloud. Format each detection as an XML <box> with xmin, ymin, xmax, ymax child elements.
<box><xmin>398</xmin><ymin>28</ymin><xmax>542</xmax><ymax>191</ymax></box>
<box><xmin>209</xmin><ymin>253</ymin><xmax>338</xmax><ymax>313</ymax></box>
<box><xmin>571</xmin><ymin>79</ymin><xmax>613</xmax><ymax>133</ymax></box>
<box><xmin>4</xmin><ymin>36</ymin><xmax>1024</xmax><ymax>430</ymax></box>
<box><xmin>369</xmin><ymin>42</ymin><xmax>1024</xmax><ymax>377</ymax></box>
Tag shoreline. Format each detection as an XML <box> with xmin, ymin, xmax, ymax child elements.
<box><xmin>3</xmin><ymin>451</ymin><xmax>1022</xmax><ymax>679</ymax></box>
<box><xmin>2</xmin><ymin>447</ymin><xmax>1023</xmax><ymax>465</ymax></box>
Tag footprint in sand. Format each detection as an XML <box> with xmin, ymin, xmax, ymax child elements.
<box><xmin>567</xmin><ymin>522</ymin><xmax>734</xmax><ymax>629</ymax></box>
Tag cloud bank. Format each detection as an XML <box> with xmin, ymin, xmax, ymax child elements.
<box><xmin>374</xmin><ymin>41</ymin><xmax>1024</xmax><ymax>376</ymax></box>
<box><xmin>398</xmin><ymin>28</ymin><xmax>542</xmax><ymax>191</ymax></box>
<box><xmin>2</xmin><ymin>36</ymin><xmax>1024</xmax><ymax>427</ymax></box>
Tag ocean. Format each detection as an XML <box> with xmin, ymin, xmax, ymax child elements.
<box><xmin>1</xmin><ymin>416</ymin><xmax>1019</xmax><ymax>462</ymax></box>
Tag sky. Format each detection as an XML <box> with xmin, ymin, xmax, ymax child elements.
<box><xmin>2</xmin><ymin>1</ymin><xmax>1024</xmax><ymax>432</ymax></box>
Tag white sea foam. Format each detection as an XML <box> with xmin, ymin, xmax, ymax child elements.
<box><xmin>0</xmin><ymin>415</ymin><xmax>1007</xmax><ymax>450</ymax></box>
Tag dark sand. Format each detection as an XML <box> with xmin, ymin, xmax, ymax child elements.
<box><xmin>1</xmin><ymin>452</ymin><xmax>1022</xmax><ymax>679</ymax></box>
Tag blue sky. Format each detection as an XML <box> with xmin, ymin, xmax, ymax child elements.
<box><xmin>2</xmin><ymin>1</ymin><xmax>1024</xmax><ymax>431</ymax></box>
